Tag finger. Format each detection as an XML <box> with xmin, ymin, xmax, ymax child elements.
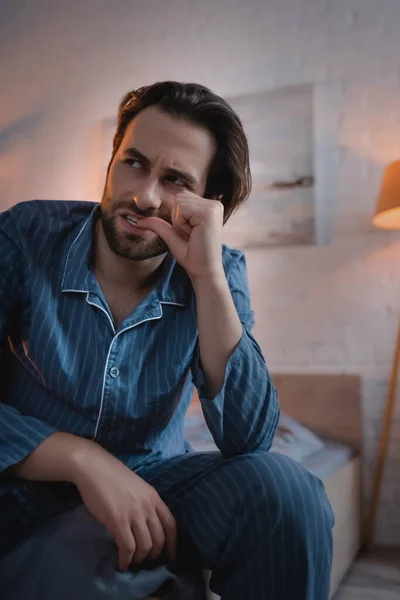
<box><xmin>115</xmin><ymin>525</ymin><xmax>136</xmax><ymax>572</ymax></box>
<box><xmin>136</xmin><ymin>216</ymin><xmax>187</xmax><ymax>261</ymax></box>
<box><xmin>146</xmin><ymin>514</ymin><xmax>166</xmax><ymax>561</ymax></box>
<box><xmin>171</xmin><ymin>205</ymin><xmax>192</xmax><ymax>237</ymax></box>
<box><xmin>136</xmin><ymin>216</ymin><xmax>178</xmax><ymax>241</ymax></box>
<box><xmin>174</xmin><ymin>197</ymin><xmax>223</xmax><ymax>228</ymax></box>
<box><xmin>156</xmin><ymin>501</ymin><xmax>177</xmax><ymax>560</ymax></box>
<box><xmin>130</xmin><ymin>518</ymin><xmax>153</xmax><ymax>565</ymax></box>
<box><xmin>173</xmin><ymin>201</ymin><xmax>206</xmax><ymax>229</ymax></box>
<box><xmin>176</xmin><ymin>190</ymin><xmax>222</xmax><ymax>204</ymax></box>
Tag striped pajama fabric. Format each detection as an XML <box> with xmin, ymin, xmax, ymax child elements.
<box><xmin>0</xmin><ymin>450</ymin><xmax>334</xmax><ymax>599</ymax></box>
<box><xmin>0</xmin><ymin>199</ymin><xmax>334</xmax><ymax>598</ymax></box>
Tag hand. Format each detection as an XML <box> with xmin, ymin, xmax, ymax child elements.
<box><xmin>136</xmin><ymin>191</ymin><xmax>225</xmax><ymax>282</ymax></box>
<box><xmin>72</xmin><ymin>444</ymin><xmax>177</xmax><ymax>572</ymax></box>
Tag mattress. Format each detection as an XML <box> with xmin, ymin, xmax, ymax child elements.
<box><xmin>287</xmin><ymin>440</ymin><xmax>355</xmax><ymax>480</ymax></box>
<box><xmin>183</xmin><ymin>410</ymin><xmax>356</xmax><ymax>480</ymax></box>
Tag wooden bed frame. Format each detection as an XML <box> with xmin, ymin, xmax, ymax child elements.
<box><xmin>273</xmin><ymin>372</ymin><xmax>364</xmax><ymax>598</ymax></box>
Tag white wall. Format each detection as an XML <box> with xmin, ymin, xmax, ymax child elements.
<box><xmin>1</xmin><ymin>0</ymin><xmax>400</xmax><ymax>544</ymax></box>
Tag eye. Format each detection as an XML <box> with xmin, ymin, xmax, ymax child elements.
<box><xmin>166</xmin><ymin>175</ymin><xmax>187</xmax><ymax>188</ymax></box>
<box><xmin>125</xmin><ymin>159</ymin><xmax>144</xmax><ymax>170</ymax></box>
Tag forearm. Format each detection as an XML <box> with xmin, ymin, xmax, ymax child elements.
<box><xmin>191</xmin><ymin>250</ymin><xmax>280</xmax><ymax>457</ymax></box>
<box><xmin>195</xmin><ymin>329</ymin><xmax>280</xmax><ymax>457</ymax></box>
<box><xmin>193</xmin><ymin>274</ymin><xmax>243</xmax><ymax>398</ymax></box>
<box><xmin>7</xmin><ymin>431</ymin><xmax>101</xmax><ymax>484</ymax></box>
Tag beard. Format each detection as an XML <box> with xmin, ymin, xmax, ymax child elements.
<box><xmin>100</xmin><ymin>194</ymin><xmax>171</xmax><ymax>261</ymax></box>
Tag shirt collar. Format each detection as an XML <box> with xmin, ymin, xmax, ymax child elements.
<box><xmin>61</xmin><ymin>204</ymin><xmax>190</xmax><ymax>307</ymax></box>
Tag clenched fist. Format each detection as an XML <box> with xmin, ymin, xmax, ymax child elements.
<box><xmin>136</xmin><ymin>191</ymin><xmax>225</xmax><ymax>282</ymax></box>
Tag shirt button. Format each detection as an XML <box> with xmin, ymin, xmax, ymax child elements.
<box><xmin>109</xmin><ymin>367</ymin><xmax>120</xmax><ymax>378</ymax></box>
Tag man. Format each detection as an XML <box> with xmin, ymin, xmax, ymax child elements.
<box><xmin>0</xmin><ymin>81</ymin><xmax>334</xmax><ymax>599</ymax></box>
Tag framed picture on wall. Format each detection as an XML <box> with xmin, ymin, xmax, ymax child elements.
<box><xmin>224</xmin><ymin>83</ymin><xmax>315</xmax><ymax>248</ymax></box>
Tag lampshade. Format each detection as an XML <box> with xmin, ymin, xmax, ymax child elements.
<box><xmin>373</xmin><ymin>160</ymin><xmax>400</xmax><ymax>230</ymax></box>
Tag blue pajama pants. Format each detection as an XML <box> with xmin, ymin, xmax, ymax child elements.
<box><xmin>0</xmin><ymin>450</ymin><xmax>334</xmax><ymax>599</ymax></box>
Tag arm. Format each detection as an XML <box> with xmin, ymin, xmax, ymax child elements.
<box><xmin>0</xmin><ymin>211</ymin><xmax>106</xmax><ymax>478</ymax></box>
<box><xmin>0</xmin><ymin>209</ymin><xmax>176</xmax><ymax>571</ymax></box>
<box><xmin>192</xmin><ymin>273</ymin><xmax>242</xmax><ymax>398</ymax></box>
<box><xmin>8</xmin><ymin>430</ymin><xmax>178</xmax><ymax>572</ymax></box>
<box><xmin>191</xmin><ymin>251</ymin><xmax>280</xmax><ymax>457</ymax></box>
<box><xmin>136</xmin><ymin>192</ymin><xmax>280</xmax><ymax>458</ymax></box>
<box><xmin>7</xmin><ymin>431</ymin><xmax>96</xmax><ymax>481</ymax></box>
<box><xmin>0</xmin><ymin>219</ymin><xmax>60</xmax><ymax>474</ymax></box>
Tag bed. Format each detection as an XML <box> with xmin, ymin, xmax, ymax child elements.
<box><xmin>271</xmin><ymin>373</ymin><xmax>363</xmax><ymax>598</ymax></box>
<box><xmin>184</xmin><ymin>372</ymin><xmax>364</xmax><ymax>600</ymax></box>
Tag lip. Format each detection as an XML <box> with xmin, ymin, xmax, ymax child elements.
<box><xmin>117</xmin><ymin>214</ymin><xmax>154</xmax><ymax>238</ymax></box>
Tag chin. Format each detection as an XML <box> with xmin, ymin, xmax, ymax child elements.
<box><xmin>112</xmin><ymin>233</ymin><xmax>168</xmax><ymax>261</ymax></box>
<box><xmin>101</xmin><ymin>211</ymin><xmax>169</xmax><ymax>261</ymax></box>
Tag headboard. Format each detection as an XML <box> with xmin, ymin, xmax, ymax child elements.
<box><xmin>272</xmin><ymin>373</ymin><xmax>363</xmax><ymax>454</ymax></box>
<box><xmin>191</xmin><ymin>372</ymin><xmax>363</xmax><ymax>453</ymax></box>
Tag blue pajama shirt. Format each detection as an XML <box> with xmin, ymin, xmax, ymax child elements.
<box><xmin>0</xmin><ymin>200</ymin><xmax>279</xmax><ymax>472</ymax></box>
<box><xmin>0</xmin><ymin>200</ymin><xmax>333</xmax><ymax>599</ymax></box>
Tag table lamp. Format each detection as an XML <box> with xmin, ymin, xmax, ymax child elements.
<box><xmin>365</xmin><ymin>160</ymin><xmax>400</xmax><ymax>548</ymax></box>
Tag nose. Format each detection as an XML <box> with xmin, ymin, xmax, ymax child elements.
<box><xmin>132</xmin><ymin>179</ymin><xmax>162</xmax><ymax>212</ymax></box>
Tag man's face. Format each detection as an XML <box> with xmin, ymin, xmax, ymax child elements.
<box><xmin>100</xmin><ymin>105</ymin><xmax>216</xmax><ymax>261</ymax></box>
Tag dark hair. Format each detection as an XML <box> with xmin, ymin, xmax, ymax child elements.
<box><xmin>110</xmin><ymin>81</ymin><xmax>252</xmax><ymax>222</ymax></box>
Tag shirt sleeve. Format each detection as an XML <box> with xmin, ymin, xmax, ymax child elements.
<box><xmin>191</xmin><ymin>250</ymin><xmax>280</xmax><ymax>458</ymax></box>
<box><xmin>0</xmin><ymin>213</ymin><xmax>58</xmax><ymax>473</ymax></box>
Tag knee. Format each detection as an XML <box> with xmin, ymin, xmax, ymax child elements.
<box><xmin>229</xmin><ymin>452</ymin><xmax>334</xmax><ymax>535</ymax></box>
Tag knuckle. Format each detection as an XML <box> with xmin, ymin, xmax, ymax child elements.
<box><xmin>163</xmin><ymin>514</ymin><xmax>174</xmax><ymax>530</ymax></box>
<box><xmin>142</xmin><ymin>540</ymin><xmax>153</xmax><ymax>554</ymax></box>
<box><xmin>210</xmin><ymin>201</ymin><xmax>223</xmax><ymax>215</ymax></box>
<box><xmin>124</xmin><ymin>540</ymin><xmax>136</xmax><ymax>554</ymax></box>
<box><xmin>153</xmin><ymin>527</ymin><xmax>166</xmax><ymax>545</ymax></box>
<box><xmin>149</xmin><ymin>490</ymin><xmax>161</xmax><ymax>505</ymax></box>
<box><xmin>142</xmin><ymin>495</ymin><xmax>156</xmax><ymax>512</ymax></box>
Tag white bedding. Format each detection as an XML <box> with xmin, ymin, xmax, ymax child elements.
<box><xmin>298</xmin><ymin>440</ymin><xmax>354</xmax><ymax>479</ymax></box>
<box><xmin>183</xmin><ymin>409</ymin><xmax>355</xmax><ymax>479</ymax></box>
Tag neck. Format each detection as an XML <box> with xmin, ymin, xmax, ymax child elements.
<box><xmin>93</xmin><ymin>218</ymin><xmax>166</xmax><ymax>291</ymax></box>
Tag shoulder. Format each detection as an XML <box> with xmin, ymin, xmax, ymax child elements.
<box><xmin>0</xmin><ymin>200</ymin><xmax>97</xmax><ymax>248</ymax></box>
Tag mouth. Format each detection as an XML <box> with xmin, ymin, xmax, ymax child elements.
<box><xmin>125</xmin><ymin>214</ymin><xmax>138</xmax><ymax>226</ymax></box>
<box><xmin>117</xmin><ymin>213</ymin><xmax>154</xmax><ymax>238</ymax></box>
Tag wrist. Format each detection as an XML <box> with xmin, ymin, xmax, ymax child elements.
<box><xmin>68</xmin><ymin>436</ymin><xmax>103</xmax><ymax>484</ymax></box>
<box><xmin>191</xmin><ymin>269</ymin><xmax>227</xmax><ymax>292</ymax></box>
<box><xmin>5</xmin><ymin>432</ymin><xmax>101</xmax><ymax>484</ymax></box>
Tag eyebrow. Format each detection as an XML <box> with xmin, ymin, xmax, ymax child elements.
<box><xmin>123</xmin><ymin>146</ymin><xmax>199</xmax><ymax>188</ymax></box>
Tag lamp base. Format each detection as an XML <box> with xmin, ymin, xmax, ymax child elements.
<box><xmin>364</xmin><ymin>314</ymin><xmax>400</xmax><ymax>548</ymax></box>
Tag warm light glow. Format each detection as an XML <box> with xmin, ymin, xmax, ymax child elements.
<box><xmin>373</xmin><ymin>207</ymin><xmax>400</xmax><ymax>230</ymax></box>
<box><xmin>374</xmin><ymin>160</ymin><xmax>400</xmax><ymax>231</ymax></box>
